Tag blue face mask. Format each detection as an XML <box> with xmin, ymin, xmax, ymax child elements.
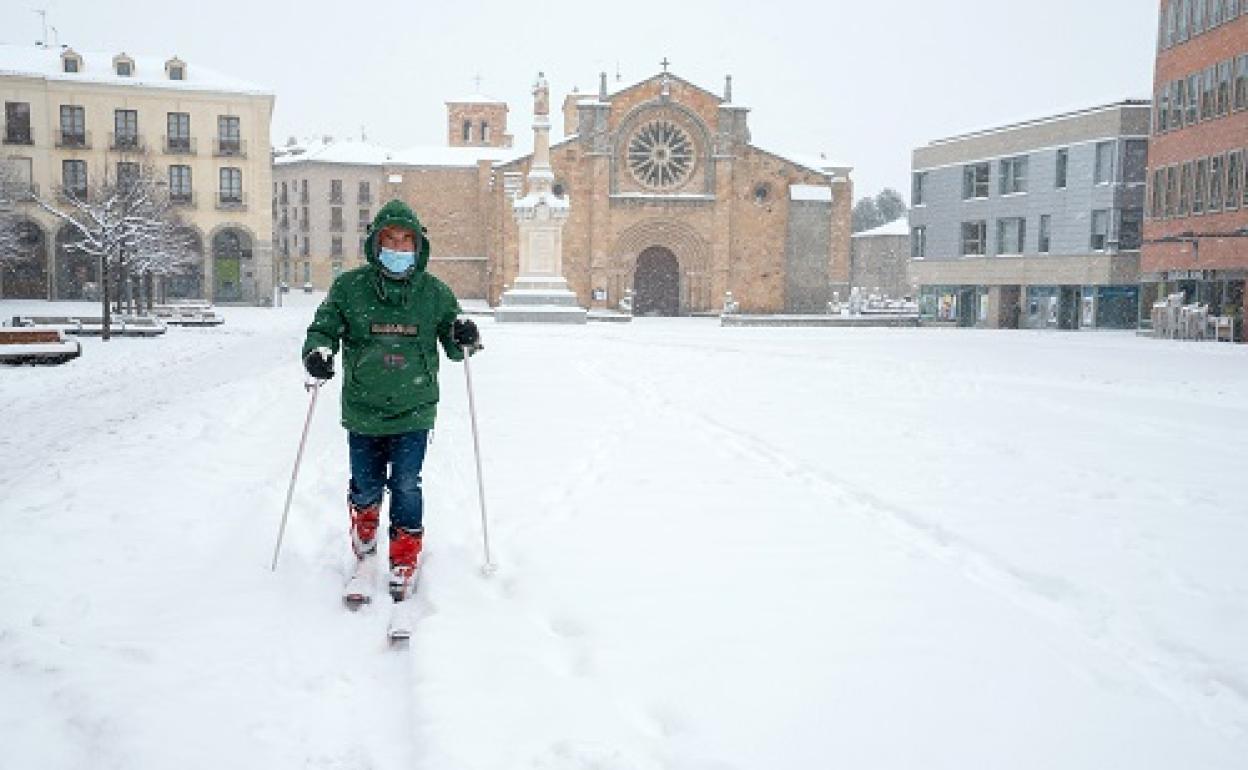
<box><xmin>378</xmin><ymin>247</ymin><xmax>416</xmax><ymax>275</ymax></box>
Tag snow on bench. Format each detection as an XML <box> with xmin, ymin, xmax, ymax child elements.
<box><xmin>0</xmin><ymin>327</ymin><xmax>82</xmax><ymax>365</ymax></box>
<box><xmin>9</xmin><ymin>315</ymin><xmax>167</xmax><ymax>337</ymax></box>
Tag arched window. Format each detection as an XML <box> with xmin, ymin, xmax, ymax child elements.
<box><xmin>462</xmin><ymin>120</ymin><xmax>472</xmax><ymax>142</ymax></box>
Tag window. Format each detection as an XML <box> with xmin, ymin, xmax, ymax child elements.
<box><xmin>962</xmin><ymin>163</ymin><xmax>989</xmax><ymax>199</ymax></box>
<box><xmin>1211</xmin><ymin>0</ymin><xmax>1224</xmax><ymax>25</ymax></box>
<box><xmin>1090</xmin><ymin>210</ymin><xmax>1109</xmax><ymax>251</ymax></box>
<box><xmin>1187</xmin><ymin>73</ymin><xmax>1201</xmax><ymax>123</ymax></box>
<box><xmin>301</xmin><ymin>240</ymin><xmax>309</xmax><ymax>257</ymax></box>
<box><xmin>59</xmin><ymin>105</ymin><xmax>85</xmax><ymax>146</ymax></box>
<box><xmin>63</xmin><ymin>56</ymin><xmax>79</xmax><ymax>73</ymax></box>
<box><xmin>1151</xmin><ymin>168</ymin><xmax>1166</xmax><ymax>218</ymax></box>
<box><xmin>1094</xmin><ymin>141</ymin><xmax>1114</xmax><ymax>184</ymax></box>
<box><xmin>999</xmin><ymin>156</ymin><xmax>1028</xmax><ymax>194</ymax></box>
<box><xmin>961</xmin><ymin>221</ymin><xmax>987</xmax><ymax>255</ymax></box>
<box><xmin>1194</xmin><ymin>158</ymin><xmax>1208</xmax><ymax>213</ymax></box>
<box><xmin>462</xmin><ymin>120</ymin><xmax>471</xmax><ymax>142</ymax></box>
<box><xmin>5</xmin><ymin>102</ymin><xmax>32</xmax><ymax>144</ymax></box>
<box><xmin>167</xmin><ymin>112</ymin><xmax>190</xmax><ymax>152</ymax></box>
<box><xmin>912</xmin><ymin>171</ymin><xmax>927</xmax><ymax>206</ymax></box>
<box><xmin>62</xmin><ymin>159</ymin><xmax>87</xmax><ymax>198</ymax></box>
<box><xmin>1124</xmin><ymin>140</ymin><xmax>1148</xmax><ymax>185</ymax></box>
<box><xmin>219</xmin><ymin>167</ymin><xmax>243</xmax><ymax>204</ymax></box>
<box><xmin>1223</xmin><ymin>151</ymin><xmax>1242</xmax><ymax>210</ymax></box>
<box><xmin>217</xmin><ymin>116</ymin><xmax>241</xmax><ymax>155</ymax></box>
<box><xmin>331</xmin><ymin>206</ymin><xmax>344</xmax><ymax>230</ymax></box>
<box><xmin>911</xmin><ymin>226</ymin><xmax>926</xmax><ymax>259</ymax></box>
<box><xmin>330</xmin><ymin>179</ymin><xmax>343</xmax><ymax>203</ymax></box>
<box><xmin>1180</xmin><ymin>162</ymin><xmax>1194</xmax><ymax>215</ymax></box>
<box><xmin>1201</xmin><ymin>66</ymin><xmax>1216</xmax><ymax>119</ymax></box>
<box><xmin>1165</xmin><ymin>1</ymin><xmax>1178</xmax><ymax>47</ymax></box>
<box><xmin>359</xmin><ymin>209</ymin><xmax>371</xmax><ymax>229</ymax></box>
<box><xmin>300</xmin><ymin>179</ymin><xmax>309</xmax><ymax>203</ymax></box>
<box><xmin>116</xmin><ymin>161</ymin><xmax>139</xmax><ymax>190</ymax></box>
<box><xmin>1217</xmin><ymin>60</ymin><xmax>1232</xmax><ymax>116</ymax></box>
<box><xmin>1038</xmin><ymin>215</ymin><xmax>1051</xmax><ymax>253</ymax></box>
<box><xmin>1194</xmin><ymin>0</ymin><xmax>1207</xmax><ymax>32</ymax></box>
<box><xmin>358</xmin><ymin>180</ymin><xmax>371</xmax><ymax>203</ymax></box>
<box><xmin>481</xmin><ymin>121</ymin><xmax>490</xmax><ymax>143</ymax></box>
<box><xmin>996</xmin><ymin>217</ymin><xmax>1026</xmax><ymax>254</ymax></box>
<box><xmin>1055</xmin><ymin>148</ymin><xmax>1069</xmax><ymax>188</ymax></box>
<box><xmin>116</xmin><ymin>60</ymin><xmax>132</xmax><ymax>77</ymax></box>
<box><xmin>114</xmin><ymin>109</ymin><xmax>138</xmax><ymax>149</ymax></box>
<box><xmin>169</xmin><ymin>65</ymin><xmax>184</xmax><ymax>81</ymax></box>
<box><xmin>1157</xmin><ymin>87</ymin><xmax>1171</xmax><ymax>133</ymax></box>
<box><xmin>1209</xmin><ymin>154</ymin><xmax>1225</xmax><ymax>212</ymax></box>
<box><xmin>1170</xmin><ymin>80</ymin><xmax>1184</xmax><ymax>128</ymax></box>
<box><xmin>1166</xmin><ymin>165</ymin><xmax>1179</xmax><ymax>216</ymax></box>
<box><xmin>169</xmin><ymin>165</ymin><xmax>192</xmax><ymax>202</ymax></box>
<box><xmin>280</xmin><ymin>182</ymin><xmax>288</xmax><ymax>204</ymax></box>
<box><xmin>1235</xmin><ymin>55</ymin><xmax>1248</xmax><ymax>111</ymax></box>
<box><xmin>1179</xmin><ymin>0</ymin><xmax>1192</xmax><ymax>39</ymax></box>
<box><xmin>303</xmin><ymin>261</ymin><xmax>311</xmax><ymax>282</ymax></box>
<box><xmin>1120</xmin><ymin>209</ymin><xmax>1143</xmax><ymax>252</ymax></box>
<box><xmin>332</xmin><ymin>237</ymin><xmax>343</xmax><ymax>257</ymax></box>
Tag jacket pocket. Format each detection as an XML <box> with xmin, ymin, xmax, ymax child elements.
<box><xmin>348</xmin><ymin>344</ymin><xmax>438</xmax><ymax>414</ymax></box>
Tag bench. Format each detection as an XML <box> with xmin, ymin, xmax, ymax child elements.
<box><xmin>0</xmin><ymin>327</ymin><xmax>83</xmax><ymax>365</ymax></box>
<box><xmin>152</xmin><ymin>304</ymin><xmax>225</xmax><ymax>326</ymax></box>
<box><xmin>10</xmin><ymin>315</ymin><xmax>168</xmax><ymax>337</ymax></box>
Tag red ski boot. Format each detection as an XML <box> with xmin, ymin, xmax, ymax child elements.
<box><xmin>389</xmin><ymin>527</ymin><xmax>423</xmax><ymax>601</ymax></box>
<box><xmin>349</xmin><ymin>500</ymin><xmax>381</xmax><ymax>559</ymax></box>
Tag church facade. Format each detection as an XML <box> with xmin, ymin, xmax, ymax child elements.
<box><xmin>280</xmin><ymin>69</ymin><xmax>853</xmax><ymax>315</ymax></box>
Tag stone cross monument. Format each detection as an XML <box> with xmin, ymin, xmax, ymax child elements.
<box><xmin>494</xmin><ymin>72</ymin><xmax>587</xmax><ymax>324</ymax></box>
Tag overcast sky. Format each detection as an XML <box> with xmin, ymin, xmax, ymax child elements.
<box><xmin>6</xmin><ymin>0</ymin><xmax>1159</xmax><ymax>199</ymax></box>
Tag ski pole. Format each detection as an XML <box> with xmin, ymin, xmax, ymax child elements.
<box><xmin>462</xmin><ymin>345</ymin><xmax>496</xmax><ymax>575</ymax></box>
<box><xmin>271</xmin><ymin>378</ymin><xmax>323</xmax><ymax>572</ymax></box>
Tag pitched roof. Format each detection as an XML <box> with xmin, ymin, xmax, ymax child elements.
<box><xmin>852</xmin><ymin>218</ymin><xmax>911</xmax><ymax>238</ymax></box>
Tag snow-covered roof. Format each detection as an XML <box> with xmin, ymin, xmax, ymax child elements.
<box><xmin>0</xmin><ymin>43</ymin><xmax>271</xmax><ymax>96</ymax></box>
<box><xmin>274</xmin><ymin>138</ymin><xmax>394</xmax><ymax>166</ymax></box>
<box><xmin>445</xmin><ymin>93</ymin><xmax>506</xmax><ymax>105</ymax></box>
<box><xmin>392</xmin><ymin>145</ymin><xmax>515</xmax><ymax>168</ymax></box>
<box><xmin>789</xmin><ymin>184</ymin><xmax>833</xmax><ymax>202</ymax></box>
<box><xmin>852</xmin><ymin>218</ymin><xmax>911</xmax><ymax>238</ymax></box>
<box><xmin>762</xmin><ymin>148</ymin><xmax>853</xmax><ymax>176</ymax></box>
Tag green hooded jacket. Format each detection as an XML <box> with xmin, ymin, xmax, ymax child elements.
<box><xmin>302</xmin><ymin>199</ymin><xmax>464</xmax><ymax>436</ymax></box>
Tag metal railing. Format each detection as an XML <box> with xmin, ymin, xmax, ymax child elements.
<box><xmin>213</xmin><ymin>137</ymin><xmax>247</xmax><ymax>157</ymax></box>
<box><xmin>215</xmin><ymin>191</ymin><xmax>248</xmax><ymax>210</ymax></box>
<box><xmin>170</xmin><ymin>191</ymin><xmax>197</xmax><ymax>208</ymax></box>
<box><xmin>3</xmin><ymin>130</ymin><xmax>33</xmax><ymax>145</ymax></box>
<box><xmin>328</xmin><ymin>191</ymin><xmax>344</xmax><ymax>204</ymax></box>
<box><xmin>55</xmin><ymin>130</ymin><xmax>91</xmax><ymax>149</ymax></box>
<box><xmin>357</xmin><ymin>191</ymin><xmax>373</xmax><ymax>204</ymax></box>
<box><xmin>109</xmin><ymin>132</ymin><xmax>145</xmax><ymax>152</ymax></box>
<box><xmin>163</xmin><ymin>135</ymin><xmax>197</xmax><ymax>155</ymax></box>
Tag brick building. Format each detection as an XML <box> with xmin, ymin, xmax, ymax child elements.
<box><xmin>274</xmin><ymin>71</ymin><xmax>854</xmax><ymax>314</ymax></box>
<box><xmin>1144</xmin><ymin>0</ymin><xmax>1248</xmax><ymax>338</ymax></box>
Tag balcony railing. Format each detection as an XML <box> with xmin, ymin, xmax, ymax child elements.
<box><xmin>55</xmin><ymin>130</ymin><xmax>91</xmax><ymax>149</ymax></box>
<box><xmin>214</xmin><ymin>137</ymin><xmax>247</xmax><ymax>157</ymax></box>
<box><xmin>58</xmin><ymin>185</ymin><xmax>88</xmax><ymax>202</ymax></box>
<box><xmin>328</xmin><ymin>192</ymin><xmax>344</xmax><ymax>204</ymax></box>
<box><xmin>329</xmin><ymin>220</ymin><xmax>345</xmax><ymax>232</ymax></box>
<box><xmin>170</xmin><ymin>191</ymin><xmax>197</xmax><ymax>208</ymax></box>
<box><xmin>215</xmin><ymin>191</ymin><xmax>248</xmax><ymax>210</ymax></box>
<box><xmin>1</xmin><ymin>182</ymin><xmax>40</xmax><ymax>202</ymax></box>
<box><xmin>109</xmin><ymin>132</ymin><xmax>145</xmax><ymax>152</ymax></box>
<box><xmin>163</xmin><ymin>135</ymin><xmax>197</xmax><ymax>155</ymax></box>
<box><xmin>357</xmin><ymin>221</ymin><xmax>370</xmax><ymax>232</ymax></box>
<box><xmin>3</xmin><ymin>130</ymin><xmax>33</xmax><ymax>146</ymax></box>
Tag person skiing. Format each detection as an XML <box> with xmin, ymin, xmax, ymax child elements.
<box><xmin>301</xmin><ymin>199</ymin><xmax>481</xmax><ymax>603</ymax></box>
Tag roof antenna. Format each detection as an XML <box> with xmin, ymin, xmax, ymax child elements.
<box><xmin>34</xmin><ymin>9</ymin><xmax>48</xmax><ymax>47</ymax></box>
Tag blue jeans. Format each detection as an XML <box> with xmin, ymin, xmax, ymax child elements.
<box><xmin>348</xmin><ymin>430</ymin><xmax>430</xmax><ymax>533</ymax></box>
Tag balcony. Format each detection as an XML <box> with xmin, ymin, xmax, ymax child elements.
<box><xmin>215</xmin><ymin>191</ymin><xmax>248</xmax><ymax>211</ymax></box>
<box><xmin>55</xmin><ymin>130</ymin><xmax>92</xmax><ymax>149</ymax></box>
<box><xmin>58</xmin><ymin>185</ymin><xmax>88</xmax><ymax>202</ymax></box>
<box><xmin>328</xmin><ymin>192</ymin><xmax>344</xmax><ymax>204</ymax></box>
<box><xmin>163</xmin><ymin>135</ymin><xmax>197</xmax><ymax>155</ymax></box>
<box><xmin>214</xmin><ymin>137</ymin><xmax>247</xmax><ymax>158</ymax></box>
<box><xmin>3</xmin><ymin>130</ymin><xmax>33</xmax><ymax>146</ymax></box>
<box><xmin>170</xmin><ymin>191</ymin><xmax>197</xmax><ymax>208</ymax></box>
<box><xmin>109</xmin><ymin>132</ymin><xmax>145</xmax><ymax>152</ymax></box>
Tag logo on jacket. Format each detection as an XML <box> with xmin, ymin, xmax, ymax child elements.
<box><xmin>370</xmin><ymin>323</ymin><xmax>420</xmax><ymax>336</ymax></box>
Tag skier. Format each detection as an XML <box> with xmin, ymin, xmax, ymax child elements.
<box><xmin>302</xmin><ymin>199</ymin><xmax>481</xmax><ymax>603</ymax></box>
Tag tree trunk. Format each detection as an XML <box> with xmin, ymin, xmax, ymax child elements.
<box><xmin>100</xmin><ymin>255</ymin><xmax>112</xmax><ymax>342</ymax></box>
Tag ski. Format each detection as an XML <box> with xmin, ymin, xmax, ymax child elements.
<box><xmin>342</xmin><ymin>554</ymin><xmax>378</xmax><ymax>610</ymax></box>
<box><xmin>386</xmin><ymin>567</ymin><xmax>421</xmax><ymax>645</ymax></box>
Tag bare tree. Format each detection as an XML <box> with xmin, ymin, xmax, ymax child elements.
<box><xmin>35</xmin><ymin>156</ymin><xmax>179</xmax><ymax>340</ymax></box>
<box><xmin>0</xmin><ymin>162</ymin><xmax>26</xmax><ymax>265</ymax></box>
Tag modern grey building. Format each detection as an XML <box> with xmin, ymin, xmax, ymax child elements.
<box><xmin>909</xmin><ymin>101</ymin><xmax>1151</xmax><ymax>329</ymax></box>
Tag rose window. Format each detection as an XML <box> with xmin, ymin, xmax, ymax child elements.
<box><xmin>627</xmin><ymin>120</ymin><xmax>695</xmax><ymax>190</ymax></box>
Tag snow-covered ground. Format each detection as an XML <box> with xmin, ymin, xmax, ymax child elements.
<box><xmin>2</xmin><ymin>294</ymin><xmax>1247</xmax><ymax>769</ymax></box>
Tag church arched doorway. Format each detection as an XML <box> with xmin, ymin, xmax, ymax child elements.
<box><xmin>633</xmin><ymin>246</ymin><xmax>680</xmax><ymax>316</ymax></box>
<box><xmin>1</xmin><ymin>220</ymin><xmax>48</xmax><ymax>299</ymax></box>
<box><xmin>212</xmin><ymin>227</ymin><xmax>251</xmax><ymax>302</ymax></box>
<box><xmin>55</xmin><ymin>223</ymin><xmax>98</xmax><ymax>300</ymax></box>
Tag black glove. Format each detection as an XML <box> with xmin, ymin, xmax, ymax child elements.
<box><xmin>304</xmin><ymin>348</ymin><xmax>334</xmax><ymax>380</ymax></box>
<box><xmin>452</xmin><ymin>318</ymin><xmax>482</xmax><ymax>351</ymax></box>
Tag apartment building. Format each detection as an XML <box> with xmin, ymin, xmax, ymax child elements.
<box><xmin>1145</xmin><ymin>0</ymin><xmax>1248</xmax><ymax>338</ymax></box>
<box><xmin>909</xmin><ymin>101</ymin><xmax>1150</xmax><ymax>329</ymax></box>
<box><xmin>0</xmin><ymin>44</ymin><xmax>274</xmax><ymax>304</ymax></box>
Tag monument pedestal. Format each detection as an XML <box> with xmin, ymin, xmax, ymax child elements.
<box><xmin>494</xmin><ymin>276</ymin><xmax>588</xmax><ymax>324</ymax></box>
